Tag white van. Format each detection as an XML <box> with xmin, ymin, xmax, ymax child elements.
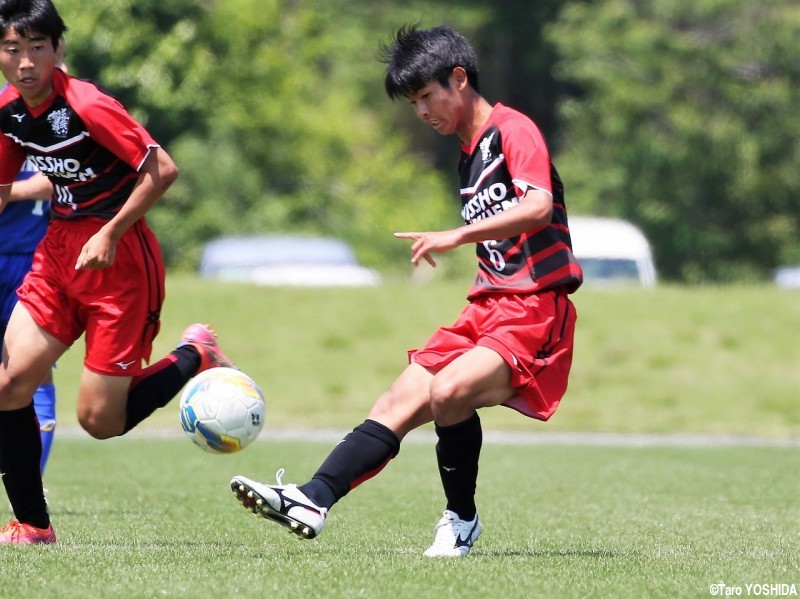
<box><xmin>568</xmin><ymin>216</ymin><xmax>657</xmax><ymax>287</ymax></box>
<box><xmin>199</xmin><ymin>235</ymin><xmax>381</xmax><ymax>287</ymax></box>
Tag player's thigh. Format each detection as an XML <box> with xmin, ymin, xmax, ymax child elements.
<box><xmin>430</xmin><ymin>345</ymin><xmax>514</xmax><ymax>413</ymax></box>
<box><xmin>0</xmin><ymin>302</ymin><xmax>66</xmax><ymax>407</ymax></box>
<box><xmin>76</xmin><ymin>369</ymin><xmax>132</xmax><ymax>438</ymax></box>
<box><xmin>368</xmin><ymin>362</ymin><xmax>435</xmax><ymax>439</ymax></box>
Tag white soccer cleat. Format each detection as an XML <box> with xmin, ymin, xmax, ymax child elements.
<box><xmin>423</xmin><ymin>509</ymin><xmax>482</xmax><ymax>557</ymax></box>
<box><xmin>230</xmin><ymin>468</ymin><xmax>327</xmax><ymax>539</ymax></box>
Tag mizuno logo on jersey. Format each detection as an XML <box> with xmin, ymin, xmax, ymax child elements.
<box><xmin>12</xmin><ymin>113</ymin><xmax>25</xmax><ymax>122</ymax></box>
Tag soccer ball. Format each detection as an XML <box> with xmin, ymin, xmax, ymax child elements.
<box><xmin>179</xmin><ymin>367</ymin><xmax>266</xmax><ymax>454</ymax></box>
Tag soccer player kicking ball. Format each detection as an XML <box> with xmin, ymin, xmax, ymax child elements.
<box><xmin>231</xmin><ymin>24</ymin><xmax>583</xmax><ymax>558</ymax></box>
<box><xmin>0</xmin><ymin>0</ymin><xmax>235</xmax><ymax>545</ymax></box>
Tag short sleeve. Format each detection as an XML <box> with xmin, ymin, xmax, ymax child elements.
<box><xmin>0</xmin><ymin>135</ymin><xmax>26</xmax><ymax>184</ymax></box>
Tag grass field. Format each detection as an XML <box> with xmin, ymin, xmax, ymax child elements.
<box><xmin>2</xmin><ymin>437</ymin><xmax>798</xmax><ymax>598</ymax></box>
<box><xmin>52</xmin><ymin>275</ymin><xmax>800</xmax><ymax>438</ymax></box>
<box><xmin>4</xmin><ymin>276</ymin><xmax>798</xmax><ymax>597</ymax></box>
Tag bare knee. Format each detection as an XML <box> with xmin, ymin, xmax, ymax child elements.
<box><xmin>77</xmin><ymin>370</ymin><xmax>130</xmax><ymax>439</ymax></box>
<box><xmin>0</xmin><ymin>370</ymin><xmax>40</xmax><ymax>410</ymax></box>
<box><xmin>78</xmin><ymin>415</ymin><xmax>121</xmax><ymax>439</ymax></box>
<box><xmin>429</xmin><ymin>375</ymin><xmax>473</xmax><ymax>425</ymax></box>
<box><xmin>429</xmin><ymin>374</ymin><xmax>463</xmax><ymax>410</ymax></box>
<box><xmin>77</xmin><ymin>407</ymin><xmax>124</xmax><ymax>439</ymax></box>
<box><xmin>368</xmin><ymin>389</ymin><xmax>432</xmax><ymax>439</ymax></box>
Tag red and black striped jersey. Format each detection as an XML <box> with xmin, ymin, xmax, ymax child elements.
<box><xmin>459</xmin><ymin>103</ymin><xmax>582</xmax><ymax>298</ymax></box>
<box><xmin>0</xmin><ymin>69</ymin><xmax>157</xmax><ymax>220</ymax></box>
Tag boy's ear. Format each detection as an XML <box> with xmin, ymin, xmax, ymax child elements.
<box><xmin>55</xmin><ymin>36</ymin><xmax>68</xmax><ymax>71</ymax></box>
<box><xmin>451</xmin><ymin>67</ymin><xmax>468</xmax><ymax>90</ymax></box>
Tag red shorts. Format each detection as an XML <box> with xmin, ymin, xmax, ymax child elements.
<box><xmin>17</xmin><ymin>217</ymin><xmax>165</xmax><ymax>376</ymax></box>
<box><xmin>409</xmin><ymin>291</ymin><xmax>577</xmax><ymax>421</ymax></box>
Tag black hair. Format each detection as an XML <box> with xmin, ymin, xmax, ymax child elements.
<box><xmin>380</xmin><ymin>23</ymin><xmax>480</xmax><ymax>100</ymax></box>
<box><xmin>0</xmin><ymin>0</ymin><xmax>67</xmax><ymax>50</ymax></box>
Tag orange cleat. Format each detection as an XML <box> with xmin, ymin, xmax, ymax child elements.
<box><xmin>178</xmin><ymin>323</ymin><xmax>236</xmax><ymax>373</ymax></box>
<box><xmin>0</xmin><ymin>520</ymin><xmax>56</xmax><ymax>545</ymax></box>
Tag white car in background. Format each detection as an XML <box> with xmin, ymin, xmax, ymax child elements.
<box><xmin>774</xmin><ymin>265</ymin><xmax>800</xmax><ymax>288</ymax></box>
<box><xmin>568</xmin><ymin>216</ymin><xmax>657</xmax><ymax>287</ymax></box>
<box><xmin>199</xmin><ymin>235</ymin><xmax>381</xmax><ymax>287</ymax></box>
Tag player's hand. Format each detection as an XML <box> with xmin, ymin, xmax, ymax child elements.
<box><xmin>75</xmin><ymin>230</ymin><xmax>117</xmax><ymax>270</ymax></box>
<box><xmin>394</xmin><ymin>230</ymin><xmax>461</xmax><ymax>267</ymax></box>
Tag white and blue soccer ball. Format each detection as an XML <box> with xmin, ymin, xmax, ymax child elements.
<box><xmin>179</xmin><ymin>367</ymin><xmax>265</xmax><ymax>454</ymax></box>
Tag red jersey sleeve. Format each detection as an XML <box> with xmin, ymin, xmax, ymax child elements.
<box><xmin>0</xmin><ymin>134</ymin><xmax>26</xmax><ymax>185</ymax></box>
<box><xmin>496</xmin><ymin>106</ymin><xmax>552</xmax><ymax>197</ymax></box>
<box><xmin>57</xmin><ymin>72</ymin><xmax>157</xmax><ymax>171</ymax></box>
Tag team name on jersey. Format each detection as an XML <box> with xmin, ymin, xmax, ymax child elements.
<box><xmin>461</xmin><ymin>182</ymin><xmax>519</xmax><ymax>223</ymax></box>
<box><xmin>31</xmin><ymin>155</ymin><xmax>97</xmax><ymax>182</ymax></box>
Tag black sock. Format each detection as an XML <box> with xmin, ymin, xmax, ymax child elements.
<box><xmin>435</xmin><ymin>412</ymin><xmax>482</xmax><ymax>521</ymax></box>
<box><xmin>299</xmin><ymin>419</ymin><xmax>401</xmax><ymax>509</ymax></box>
<box><xmin>123</xmin><ymin>346</ymin><xmax>200</xmax><ymax>433</ymax></box>
<box><xmin>0</xmin><ymin>403</ymin><xmax>49</xmax><ymax>529</ymax></box>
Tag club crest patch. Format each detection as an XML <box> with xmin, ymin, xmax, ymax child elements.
<box><xmin>47</xmin><ymin>108</ymin><xmax>70</xmax><ymax>138</ymax></box>
<box><xmin>480</xmin><ymin>132</ymin><xmax>495</xmax><ymax>163</ymax></box>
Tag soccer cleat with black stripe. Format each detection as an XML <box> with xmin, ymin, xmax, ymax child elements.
<box><xmin>230</xmin><ymin>468</ymin><xmax>327</xmax><ymax>539</ymax></box>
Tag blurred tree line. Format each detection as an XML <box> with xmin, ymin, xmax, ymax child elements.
<box><xmin>44</xmin><ymin>0</ymin><xmax>800</xmax><ymax>281</ymax></box>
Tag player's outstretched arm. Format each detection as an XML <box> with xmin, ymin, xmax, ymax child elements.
<box><xmin>393</xmin><ymin>230</ymin><xmax>463</xmax><ymax>268</ymax></box>
<box><xmin>8</xmin><ymin>172</ymin><xmax>54</xmax><ymax>202</ymax></box>
<box><xmin>395</xmin><ymin>188</ymin><xmax>553</xmax><ymax>267</ymax></box>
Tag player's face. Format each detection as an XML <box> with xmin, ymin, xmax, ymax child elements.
<box><xmin>0</xmin><ymin>27</ymin><xmax>58</xmax><ymax>108</ymax></box>
<box><xmin>406</xmin><ymin>71</ymin><xmax>469</xmax><ymax>141</ymax></box>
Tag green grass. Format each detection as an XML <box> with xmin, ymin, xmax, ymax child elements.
<box><xmin>53</xmin><ymin>275</ymin><xmax>800</xmax><ymax>438</ymax></box>
<box><xmin>2</xmin><ymin>437</ymin><xmax>798</xmax><ymax>598</ymax></box>
<box><xmin>13</xmin><ymin>275</ymin><xmax>796</xmax><ymax>595</ymax></box>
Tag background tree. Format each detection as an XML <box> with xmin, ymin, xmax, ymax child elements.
<box><xmin>59</xmin><ymin>0</ymin><xmax>213</xmax><ymax>146</ymax></box>
<box><xmin>60</xmin><ymin>0</ymin><xmax>491</xmax><ymax>272</ymax></box>
<box><xmin>548</xmin><ymin>0</ymin><xmax>800</xmax><ymax>282</ymax></box>
<box><xmin>25</xmin><ymin>0</ymin><xmax>800</xmax><ymax>282</ymax></box>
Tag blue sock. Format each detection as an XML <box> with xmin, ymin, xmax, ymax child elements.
<box><xmin>33</xmin><ymin>384</ymin><xmax>57</xmax><ymax>476</ymax></box>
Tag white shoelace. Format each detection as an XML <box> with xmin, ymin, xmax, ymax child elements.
<box><xmin>275</xmin><ymin>467</ymin><xmax>286</xmax><ymax>486</ymax></box>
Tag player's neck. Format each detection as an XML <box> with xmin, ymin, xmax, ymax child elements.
<box><xmin>457</xmin><ymin>96</ymin><xmax>494</xmax><ymax>145</ymax></box>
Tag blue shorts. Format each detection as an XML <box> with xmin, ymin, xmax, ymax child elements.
<box><xmin>0</xmin><ymin>252</ymin><xmax>35</xmax><ymax>330</ymax></box>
